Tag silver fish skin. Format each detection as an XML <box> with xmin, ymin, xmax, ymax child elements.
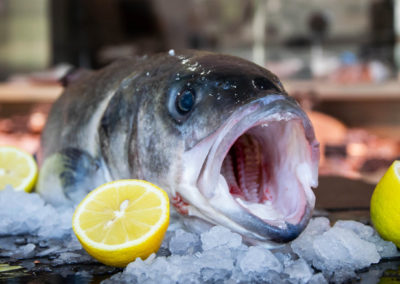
<box><xmin>37</xmin><ymin>50</ymin><xmax>319</xmax><ymax>246</ymax></box>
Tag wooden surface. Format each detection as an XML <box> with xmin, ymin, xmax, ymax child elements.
<box><xmin>284</xmin><ymin>80</ymin><xmax>400</xmax><ymax>101</ymax></box>
<box><xmin>0</xmin><ymin>83</ymin><xmax>63</xmax><ymax>103</ymax></box>
<box><xmin>315</xmin><ymin>176</ymin><xmax>375</xmax><ymax>210</ymax></box>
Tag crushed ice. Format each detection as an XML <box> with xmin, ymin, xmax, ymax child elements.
<box><xmin>0</xmin><ymin>187</ymin><xmax>399</xmax><ymax>283</ymax></box>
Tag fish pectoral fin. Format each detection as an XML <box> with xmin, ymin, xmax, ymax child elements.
<box><xmin>36</xmin><ymin>148</ymin><xmax>104</xmax><ymax>205</ymax></box>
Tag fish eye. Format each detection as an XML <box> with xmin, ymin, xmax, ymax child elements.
<box><xmin>176</xmin><ymin>89</ymin><xmax>195</xmax><ymax>114</ymax></box>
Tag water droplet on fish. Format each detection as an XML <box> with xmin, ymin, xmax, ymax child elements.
<box><xmin>261</xmin><ymin>123</ymin><xmax>269</xmax><ymax>128</ymax></box>
<box><xmin>146</xmin><ymin>72</ymin><xmax>150</xmax><ymax>76</ymax></box>
<box><xmin>168</xmin><ymin>49</ymin><xmax>175</xmax><ymax>56</ymax></box>
<box><xmin>186</xmin><ymin>82</ymin><xmax>191</xmax><ymax>86</ymax></box>
<box><xmin>222</xmin><ymin>82</ymin><xmax>231</xmax><ymax>90</ymax></box>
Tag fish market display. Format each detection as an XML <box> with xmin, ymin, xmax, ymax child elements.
<box><xmin>37</xmin><ymin>50</ymin><xmax>319</xmax><ymax>245</ymax></box>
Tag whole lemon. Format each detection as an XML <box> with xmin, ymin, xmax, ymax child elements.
<box><xmin>370</xmin><ymin>160</ymin><xmax>400</xmax><ymax>248</ymax></box>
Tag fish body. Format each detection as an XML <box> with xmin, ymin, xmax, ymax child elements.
<box><xmin>37</xmin><ymin>50</ymin><xmax>319</xmax><ymax>246</ymax></box>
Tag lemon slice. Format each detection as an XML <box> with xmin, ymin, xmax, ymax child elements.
<box><xmin>370</xmin><ymin>160</ymin><xmax>400</xmax><ymax>248</ymax></box>
<box><xmin>72</xmin><ymin>179</ymin><xmax>170</xmax><ymax>267</ymax></box>
<box><xmin>0</xmin><ymin>146</ymin><xmax>38</xmax><ymax>192</ymax></box>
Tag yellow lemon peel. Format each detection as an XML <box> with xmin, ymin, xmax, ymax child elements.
<box><xmin>370</xmin><ymin>160</ymin><xmax>400</xmax><ymax>248</ymax></box>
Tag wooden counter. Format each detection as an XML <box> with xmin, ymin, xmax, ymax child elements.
<box><xmin>0</xmin><ymin>83</ymin><xmax>63</xmax><ymax>103</ymax></box>
<box><xmin>284</xmin><ymin>80</ymin><xmax>400</xmax><ymax>101</ymax></box>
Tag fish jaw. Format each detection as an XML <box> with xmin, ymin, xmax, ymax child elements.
<box><xmin>176</xmin><ymin>95</ymin><xmax>319</xmax><ymax>244</ymax></box>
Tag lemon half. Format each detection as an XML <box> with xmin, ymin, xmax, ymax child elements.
<box><xmin>370</xmin><ymin>160</ymin><xmax>400</xmax><ymax>248</ymax></box>
<box><xmin>72</xmin><ymin>179</ymin><xmax>170</xmax><ymax>267</ymax></box>
<box><xmin>0</xmin><ymin>146</ymin><xmax>38</xmax><ymax>192</ymax></box>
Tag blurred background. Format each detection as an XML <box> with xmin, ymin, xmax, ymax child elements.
<box><xmin>0</xmin><ymin>0</ymin><xmax>399</xmax><ymax>184</ymax></box>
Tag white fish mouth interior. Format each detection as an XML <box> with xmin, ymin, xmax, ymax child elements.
<box><xmin>216</xmin><ymin>119</ymin><xmax>313</xmax><ymax>226</ymax></box>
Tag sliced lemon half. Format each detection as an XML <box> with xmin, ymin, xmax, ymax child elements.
<box><xmin>72</xmin><ymin>179</ymin><xmax>170</xmax><ymax>267</ymax></box>
<box><xmin>370</xmin><ymin>160</ymin><xmax>400</xmax><ymax>248</ymax></box>
<box><xmin>0</xmin><ymin>146</ymin><xmax>38</xmax><ymax>192</ymax></box>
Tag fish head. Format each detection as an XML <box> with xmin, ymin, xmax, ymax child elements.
<box><xmin>134</xmin><ymin>51</ymin><xmax>319</xmax><ymax>246</ymax></box>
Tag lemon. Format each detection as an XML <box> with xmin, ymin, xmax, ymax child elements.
<box><xmin>72</xmin><ymin>179</ymin><xmax>170</xmax><ymax>267</ymax></box>
<box><xmin>370</xmin><ymin>160</ymin><xmax>400</xmax><ymax>248</ymax></box>
<box><xmin>0</xmin><ymin>146</ymin><xmax>38</xmax><ymax>192</ymax></box>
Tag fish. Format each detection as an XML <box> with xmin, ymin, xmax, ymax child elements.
<box><xmin>36</xmin><ymin>50</ymin><xmax>319</xmax><ymax>246</ymax></box>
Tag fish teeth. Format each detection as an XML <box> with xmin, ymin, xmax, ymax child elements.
<box><xmin>221</xmin><ymin>153</ymin><xmax>240</xmax><ymax>195</ymax></box>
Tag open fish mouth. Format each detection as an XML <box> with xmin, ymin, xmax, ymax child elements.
<box><xmin>185</xmin><ymin>96</ymin><xmax>319</xmax><ymax>244</ymax></box>
<box><xmin>220</xmin><ymin>120</ymin><xmax>313</xmax><ymax>223</ymax></box>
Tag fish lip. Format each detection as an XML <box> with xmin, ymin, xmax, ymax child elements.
<box><xmin>195</xmin><ymin>94</ymin><xmax>319</xmax><ymax>242</ymax></box>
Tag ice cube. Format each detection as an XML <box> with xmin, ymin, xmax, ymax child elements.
<box><xmin>334</xmin><ymin>220</ymin><xmax>400</xmax><ymax>259</ymax></box>
<box><xmin>334</xmin><ymin>220</ymin><xmax>374</xmax><ymax>240</ymax></box>
<box><xmin>368</xmin><ymin>233</ymin><xmax>400</xmax><ymax>259</ymax></box>
<box><xmin>169</xmin><ymin>229</ymin><xmax>200</xmax><ymax>255</ymax></box>
<box><xmin>304</xmin><ymin>217</ymin><xmax>331</xmax><ymax>235</ymax></box>
<box><xmin>308</xmin><ymin>272</ymin><xmax>328</xmax><ymax>284</ymax></box>
<box><xmin>200</xmin><ymin>226</ymin><xmax>242</xmax><ymax>251</ymax></box>
<box><xmin>36</xmin><ymin>246</ymin><xmax>63</xmax><ymax>257</ymax></box>
<box><xmin>197</xmin><ymin>249</ymin><xmax>234</xmax><ymax>282</ymax></box>
<box><xmin>291</xmin><ymin>217</ymin><xmax>331</xmax><ymax>263</ymax></box>
<box><xmin>312</xmin><ymin>227</ymin><xmax>380</xmax><ymax>281</ymax></box>
<box><xmin>274</xmin><ymin>251</ymin><xmax>296</xmax><ymax>268</ymax></box>
<box><xmin>284</xmin><ymin>258</ymin><xmax>313</xmax><ymax>283</ymax></box>
<box><xmin>197</xmin><ymin>248</ymin><xmax>235</xmax><ymax>271</ymax></box>
<box><xmin>200</xmin><ymin>267</ymin><xmax>231</xmax><ymax>283</ymax></box>
<box><xmin>239</xmin><ymin>246</ymin><xmax>283</xmax><ymax>274</ymax></box>
<box><xmin>10</xmin><ymin>243</ymin><xmax>36</xmax><ymax>259</ymax></box>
